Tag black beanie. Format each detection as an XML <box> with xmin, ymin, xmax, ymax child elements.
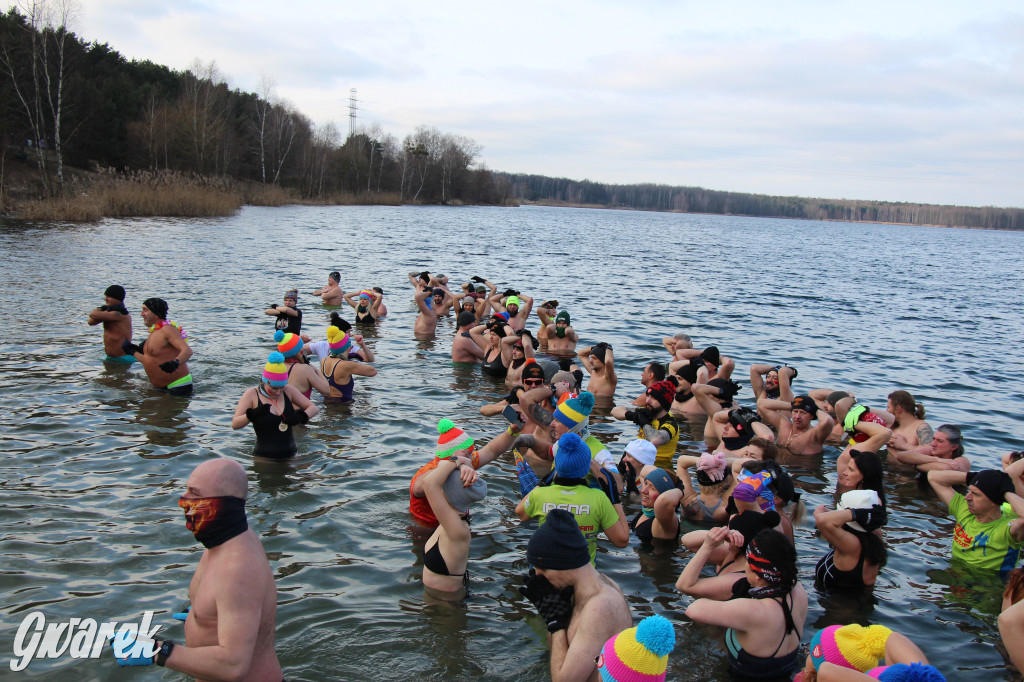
<box><xmin>143</xmin><ymin>297</ymin><xmax>168</xmax><ymax>320</ymax></box>
<box><xmin>104</xmin><ymin>285</ymin><xmax>126</xmax><ymax>301</ymax></box>
<box><xmin>457</xmin><ymin>311</ymin><xmax>476</xmax><ymax>328</ymax></box>
<box><xmin>526</xmin><ymin>509</ymin><xmax>590</xmax><ymax>570</ymax></box>
<box><xmin>966</xmin><ymin>470</ymin><xmax>1014</xmax><ymax>505</ymax></box>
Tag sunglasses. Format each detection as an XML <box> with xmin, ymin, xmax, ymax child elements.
<box><xmin>524</xmin><ymin>378</ymin><xmax>544</xmax><ymax>386</ymax></box>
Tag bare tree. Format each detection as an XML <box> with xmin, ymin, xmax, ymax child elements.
<box><xmin>253</xmin><ymin>72</ymin><xmax>274</xmax><ymax>183</ymax></box>
<box><xmin>179</xmin><ymin>59</ymin><xmax>227</xmax><ymax>174</ymax></box>
<box><xmin>0</xmin><ymin>0</ymin><xmax>76</xmax><ymax>194</ymax></box>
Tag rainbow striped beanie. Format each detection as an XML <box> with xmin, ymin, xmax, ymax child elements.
<box><xmin>436</xmin><ymin>419</ymin><xmax>474</xmax><ymax>459</ymax></box>
<box><xmin>326</xmin><ymin>326</ymin><xmax>351</xmax><ymax>356</ymax></box>
<box><xmin>554</xmin><ymin>391</ymin><xmax>595</xmax><ymax>434</ymax></box>
<box><xmin>263</xmin><ymin>352</ymin><xmax>288</xmax><ymax>387</ymax></box>
<box><xmin>274</xmin><ymin>329</ymin><xmax>303</xmax><ymax>358</ymax></box>
<box><xmin>810</xmin><ymin>624</ymin><xmax>893</xmax><ymax>673</ymax></box>
<box><xmin>597</xmin><ymin>614</ymin><xmax>675</xmax><ymax>682</ymax></box>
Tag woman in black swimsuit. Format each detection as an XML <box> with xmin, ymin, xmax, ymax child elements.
<box><xmin>231</xmin><ymin>352</ymin><xmax>319</xmax><ymax>459</ymax></box>
<box><xmin>420</xmin><ymin>457</ymin><xmax>487</xmax><ymax>597</ymax></box>
<box><xmin>676</xmin><ymin>511</ymin><xmax>781</xmax><ymax>600</ymax></box>
<box><xmin>474</xmin><ymin>317</ymin><xmax>513</xmax><ymax>378</ymax></box>
<box><xmin>687</xmin><ymin>529</ymin><xmax>808</xmax><ymax>682</ymax></box>
<box><xmin>813</xmin><ymin>489</ymin><xmax>887</xmax><ymax>590</ymax></box>
<box><xmin>343</xmin><ymin>289</ymin><xmax>383</xmax><ymax>324</ymax></box>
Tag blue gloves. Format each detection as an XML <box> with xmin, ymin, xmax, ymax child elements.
<box><xmin>172</xmin><ymin>607</ymin><xmax>190</xmax><ymax>622</ymax></box>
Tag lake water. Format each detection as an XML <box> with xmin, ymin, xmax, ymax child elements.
<box><xmin>1</xmin><ymin>205</ymin><xmax>1022</xmax><ymax>681</ymax></box>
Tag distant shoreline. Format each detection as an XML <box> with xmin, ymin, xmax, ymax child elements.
<box><xmin>519</xmin><ymin>199</ymin><xmax>1018</xmax><ymax>231</ymax></box>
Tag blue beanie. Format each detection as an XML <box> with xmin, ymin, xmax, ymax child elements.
<box><xmin>555</xmin><ymin>433</ymin><xmax>592</xmax><ymax>479</ymax></box>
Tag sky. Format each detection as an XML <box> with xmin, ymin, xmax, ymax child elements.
<box><xmin>13</xmin><ymin>0</ymin><xmax>1024</xmax><ymax>207</ymax></box>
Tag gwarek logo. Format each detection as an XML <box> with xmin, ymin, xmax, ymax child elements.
<box><xmin>10</xmin><ymin>610</ymin><xmax>160</xmax><ymax>672</ymax></box>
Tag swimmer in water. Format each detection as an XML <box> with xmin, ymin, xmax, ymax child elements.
<box><xmin>110</xmin><ymin>458</ymin><xmax>281</xmax><ymax>679</ymax></box>
<box><xmin>535</xmin><ymin>300</ymin><xmax>559</xmax><ymax>347</ymax></box>
<box><xmin>686</xmin><ymin>529</ymin><xmax>807</xmax><ymax>682</ymax></box>
<box><xmin>312</xmin><ymin>271</ymin><xmax>343</xmax><ymax>307</ymax></box>
<box><xmin>577</xmin><ymin>341</ymin><xmax>616</xmax><ymax>400</ymax></box>
<box><xmin>490</xmin><ymin>289</ymin><xmax>533</xmax><ymax>331</ymax></box>
<box><xmin>264</xmin><ymin>289</ymin><xmax>301</xmax><ymax>334</ymax></box>
<box><xmin>757</xmin><ymin>394</ymin><xmax>835</xmax><ymax>456</ymax></box>
<box><xmin>408</xmin><ymin>272</ymin><xmax>439</xmax><ymax>337</ymax></box>
<box><xmin>343</xmin><ymin>289</ymin><xmax>383</xmax><ymax>324</ymax></box>
<box><xmin>452</xmin><ymin>311</ymin><xmax>488</xmax><ymax>363</ymax></box>
<box><xmin>88</xmin><ymin>284</ymin><xmax>134</xmax><ymax>362</ymax></box>
<box><xmin>544</xmin><ymin>310</ymin><xmax>578</xmax><ymax>354</ymax></box>
<box><xmin>320</xmin><ymin>326</ymin><xmax>377</xmax><ymax>401</ymax></box>
<box><xmin>274</xmin><ymin>331</ymin><xmax>330</xmax><ymax>399</ymax></box>
<box><xmin>121</xmin><ymin>297</ymin><xmax>193</xmax><ymax>395</ymax></box>
<box><xmin>231</xmin><ymin>352</ymin><xmax>319</xmax><ymax>459</ymax></box>
<box><xmin>419</xmin><ymin>457</ymin><xmax>487</xmax><ymax>597</ymax></box>
<box><xmin>893</xmin><ymin>424</ymin><xmax>970</xmax><ymax>473</ymax></box>
<box><xmin>884</xmin><ymin>390</ymin><xmax>933</xmax><ymax>456</ymax></box>
<box><xmin>631</xmin><ymin>360</ymin><xmax>667</xmax><ymax>407</ymax></box>
<box><xmin>518</xmin><ymin>509</ymin><xmax>632</xmax><ymax>681</ymax></box>
<box><xmin>662</xmin><ymin>332</ymin><xmax>693</xmax><ymax>362</ymax></box>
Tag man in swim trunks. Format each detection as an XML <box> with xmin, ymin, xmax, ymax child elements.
<box><xmin>519</xmin><ymin>509</ymin><xmax>631</xmax><ymax>681</ymax></box>
<box><xmin>122</xmin><ymin>298</ymin><xmax>194</xmax><ymax>395</ymax></box>
<box><xmin>264</xmin><ymin>289</ymin><xmax>301</xmax><ymax>334</ymax></box>
<box><xmin>757</xmin><ymin>394</ymin><xmax>834</xmax><ymax>455</ymax></box>
<box><xmin>312</xmin><ymin>271</ymin><xmax>343</xmax><ymax>307</ymax></box>
<box><xmin>88</xmin><ymin>285</ymin><xmax>134</xmax><ymax>362</ymax></box>
<box><xmin>926</xmin><ymin>469</ymin><xmax>1024</xmax><ymax>571</ymax></box>
<box><xmin>111</xmin><ymin>458</ymin><xmax>281</xmax><ymax>679</ymax></box>
<box><xmin>490</xmin><ymin>289</ymin><xmax>533</xmax><ymax>331</ymax></box>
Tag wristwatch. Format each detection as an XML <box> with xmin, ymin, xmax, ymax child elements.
<box><xmin>156</xmin><ymin>639</ymin><xmax>176</xmax><ymax>667</ymax></box>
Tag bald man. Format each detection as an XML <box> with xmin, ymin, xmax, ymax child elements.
<box><xmin>112</xmin><ymin>458</ymin><xmax>281</xmax><ymax>679</ymax></box>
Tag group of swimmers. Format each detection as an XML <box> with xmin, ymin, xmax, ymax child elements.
<box><xmin>90</xmin><ymin>272</ymin><xmax>1024</xmax><ymax>681</ymax></box>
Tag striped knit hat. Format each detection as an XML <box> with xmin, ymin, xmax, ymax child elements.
<box><xmin>436</xmin><ymin>419</ymin><xmax>474</xmax><ymax>459</ymax></box>
<box><xmin>274</xmin><ymin>329</ymin><xmax>303</xmax><ymax>358</ymax></box>
<box><xmin>326</xmin><ymin>326</ymin><xmax>351</xmax><ymax>356</ymax></box>
<box><xmin>810</xmin><ymin>624</ymin><xmax>893</xmax><ymax>673</ymax></box>
<box><xmin>597</xmin><ymin>614</ymin><xmax>675</xmax><ymax>682</ymax></box>
<box><xmin>263</xmin><ymin>352</ymin><xmax>289</xmax><ymax>387</ymax></box>
<box><xmin>554</xmin><ymin>391</ymin><xmax>595</xmax><ymax>434</ymax></box>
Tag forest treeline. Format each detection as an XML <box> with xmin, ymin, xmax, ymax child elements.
<box><xmin>2</xmin><ymin>4</ymin><xmax>1020</xmax><ymax>228</ymax></box>
<box><xmin>0</xmin><ymin>5</ymin><xmax>513</xmax><ymax>207</ymax></box>
<box><xmin>501</xmin><ymin>174</ymin><xmax>1024</xmax><ymax>230</ymax></box>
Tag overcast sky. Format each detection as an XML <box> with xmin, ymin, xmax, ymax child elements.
<box><xmin>15</xmin><ymin>0</ymin><xmax>1024</xmax><ymax>207</ymax></box>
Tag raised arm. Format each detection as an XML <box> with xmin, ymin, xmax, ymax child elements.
<box><xmin>925</xmin><ymin>469</ymin><xmax>967</xmax><ymax>505</ymax></box>
<box><xmin>576</xmin><ymin>347</ymin><xmax>595</xmax><ymax>374</ymax></box>
<box><xmin>813</xmin><ymin>506</ymin><xmax>864</xmax><ymax>559</ymax></box>
<box><xmin>87</xmin><ymin>308</ymin><xmax>126</xmax><ymax>325</ymax></box>
<box><xmin>755</xmin><ymin>398</ymin><xmax>790</xmax><ymax>429</ymax></box>
<box><xmin>749</xmin><ymin>364</ymin><xmax>772</xmax><ymax>400</ymax></box>
<box><xmin>343</xmin><ymin>291</ymin><xmax>359</xmax><ymax>309</ymax></box>
<box><xmin>692</xmin><ymin>383</ymin><xmax>726</xmax><ymax>418</ymax></box>
<box><xmin>675</xmin><ymin>526</ymin><xmax>743</xmax><ymax>599</ymax></box>
<box><xmin>777</xmin><ymin>366</ymin><xmax>795</xmax><ymax>402</ymax></box>
<box><xmin>352</xmin><ymin>334</ymin><xmax>374</xmax><ymax>362</ymax></box>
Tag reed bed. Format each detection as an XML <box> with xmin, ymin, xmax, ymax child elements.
<box><xmin>12</xmin><ymin>170</ymin><xmax>242</xmax><ymax>221</ymax></box>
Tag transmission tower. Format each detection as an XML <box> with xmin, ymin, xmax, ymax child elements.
<box><xmin>348</xmin><ymin>88</ymin><xmax>358</xmax><ymax>137</ymax></box>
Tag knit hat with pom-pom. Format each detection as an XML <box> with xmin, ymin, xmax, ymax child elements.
<box><xmin>436</xmin><ymin>419</ymin><xmax>474</xmax><ymax>459</ymax></box>
<box><xmin>810</xmin><ymin>624</ymin><xmax>893</xmax><ymax>673</ymax></box>
<box><xmin>262</xmin><ymin>352</ymin><xmax>289</xmax><ymax>387</ymax></box>
<box><xmin>596</xmin><ymin>614</ymin><xmax>676</xmax><ymax>682</ymax></box>
<box><xmin>274</xmin><ymin>329</ymin><xmax>303</xmax><ymax>358</ymax></box>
